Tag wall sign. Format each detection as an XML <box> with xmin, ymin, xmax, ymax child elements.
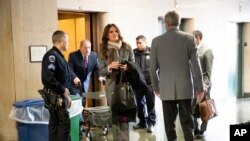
<box><xmin>29</xmin><ymin>45</ymin><xmax>47</xmax><ymax>62</ymax></box>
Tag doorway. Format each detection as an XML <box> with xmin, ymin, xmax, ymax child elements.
<box><xmin>230</xmin><ymin>22</ymin><xmax>250</xmax><ymax>98</ymax></box>
<box><xmin>241</xmin><ymin>23</ymin><xmax>250</xmax><ymax>97</ymax></box>
<box><xmin>58</xmin><ymin>11</ymin><xmax>91</xmax><ymax>61</ymax></box>
<box><xmin>57</xmin><ymin>11</ymin><xmax>104</xmax><ymax>95</ymax></box>
<box><xmin>180</xmin><ymin>18</ymin><xmax>195</xmax><ymax>33</ymax></box>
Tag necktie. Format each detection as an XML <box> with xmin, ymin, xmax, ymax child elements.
<box><xmin>83</xmin><ymin>56</ymin><xmax>88</xmax><ymax>69</ymax></box>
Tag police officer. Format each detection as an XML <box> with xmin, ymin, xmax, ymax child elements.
<box><xmin>41</xmin><ymin>30</ymin><xmax>81</xmax><ymax>141</ymax></box>
<box><xmin>133</xmin><ymin>35</ymin><xmax>156</xmax><ymax>133</ymax></box>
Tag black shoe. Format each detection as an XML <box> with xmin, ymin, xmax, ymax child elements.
<box><xmin>147</xmin><ymin>125</ymin><xmax>153</xmax><ymax>133</ymax></box>
<box><xmin>133</xmin><ymin>123</ymin><xmax>147</xmax><ymax>130</ymax></box>
<box><xmin>194</xmin><ymin>129</ymin><xmax>200</xmax><ymax>135</ymax></box>
<box><xmin>199</xmin><ymin>131</ymin><xmax>205</xmax><ymax>137</ymax></box>
<box><xmin>194</xmin><ymin>129</ymin><xmax>200</xmax><ymax>139</ymax></box>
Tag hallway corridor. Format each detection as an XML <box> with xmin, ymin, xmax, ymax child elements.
<box><xmin>81</xmin><ymin>97</ymin><xmax>250</xmax><ymax>141</ymax></box>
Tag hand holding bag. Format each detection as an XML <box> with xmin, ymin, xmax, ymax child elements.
<box><xmin>198</xmin><ymin>95</ymin><xmax>218</xmax><ymax>122</ymax></box>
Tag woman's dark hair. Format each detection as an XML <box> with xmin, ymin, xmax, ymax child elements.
<box><xmin>100</xmin><ymin>23</ymin><xmax>128</xmax><ymax>59</ymax></box>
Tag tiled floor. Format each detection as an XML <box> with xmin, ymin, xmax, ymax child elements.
<box><xmin>81</xmin><ymin>97</ymin><xmax>250</xmax><ymax>141</ymax></box>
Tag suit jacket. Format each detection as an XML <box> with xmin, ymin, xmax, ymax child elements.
<box><xmin>150</xmin><ymin>27</ymin><xmax>203</xmax><ymax>100</ymax></box>
<box><xmin>198</xmin><ymin>44</ymin><xmax>213</xmax><ymax>87</ymax></box>
<box><xmin>68</xmin><ymin>50</ymin><xmax>100</xmax><ymax>92</ymax></box>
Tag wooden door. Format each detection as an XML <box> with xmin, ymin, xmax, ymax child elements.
<box><xmin>58</xmin><ymin>12</ymin><xmax>90</xmax><ymax>61</ymax></box>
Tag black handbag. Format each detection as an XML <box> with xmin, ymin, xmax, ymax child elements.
<box><xmin>112</xmin><ymin>70</ymin><xmax>137</xmax><ymax>113</ymax></box>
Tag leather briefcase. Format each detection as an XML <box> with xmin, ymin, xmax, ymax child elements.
<box><xmin>199</xmin><ymin>97</ymin><xmax>218</xmax><ymax>122</ymax></box>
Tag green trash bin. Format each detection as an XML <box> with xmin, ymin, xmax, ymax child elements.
<box><xmin>69</xmin><ymin>95</ymin><xmax>83</xmax><ymax>141</ymax></box>
<box><xmin>70</xmin><ymin>114</ymin><xmax>80</xmax><ymax>141</ymax></box>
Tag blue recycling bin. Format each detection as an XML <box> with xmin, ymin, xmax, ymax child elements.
<box><xmin>11</xmin><ymin>99</ymin><xmax>49</xmax><ymax>141</ymax></box>
<box><xmin>9</xmin><ymin>96</ymin><xmax>83</xmax><ymax>141</ymax></box>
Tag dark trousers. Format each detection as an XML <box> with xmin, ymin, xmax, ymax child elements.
<box><xmin>162</xmin><ymin>99</ymin><xmax>194</xmax><ymax>141</ymax></box>
<box><xmin>135</xmin><ymin>85</ymin><xmax>156</xmax><ymax>125</ymax></box>
<box><xmin>48</xmin><ymin>99</ymin><xmax>71</xmax><ymax>141</ymax></box>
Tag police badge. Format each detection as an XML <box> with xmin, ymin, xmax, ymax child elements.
<box><xmin>49</xmin><ymin>55</ymin><xmax>55</xmax><ymax>62</ymax></box>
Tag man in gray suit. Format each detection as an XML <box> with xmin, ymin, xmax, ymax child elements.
<box><xmin>150</xmin><ymin>11</ymin><xmax>204</xmax><ymax>141</ymax></box>
<box><xmin>192</xmin><ymin>30</ymin><xmax>214</xmax><ymax>138</ymax></box>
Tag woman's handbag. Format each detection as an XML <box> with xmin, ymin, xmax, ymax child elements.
<box><xmin>198</xmin><ymin>96</ymin><xmax>218</xmax><ymax>122</ymax></box>
<box><xmin>112</xmin><ymin>70</ymin><xmax>137</xmax><ymax>113</ymax></box>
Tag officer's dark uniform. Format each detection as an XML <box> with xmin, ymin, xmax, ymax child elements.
<box><xmin>42</xmin><ymin>46</ymin><xmax>77</xmax><ymax>141</ymax></box>
<box><xmin>133</xmin><ymin>47</ymin><xmax>156</xmax><ymax>126</ymax></box>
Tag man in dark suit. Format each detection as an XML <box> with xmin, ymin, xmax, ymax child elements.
<box><xmin>192</xmin><ymin>30</ymin><xmax>214</xmax><ymax>138</ymax></box>
<box><xmin>68</xmin><ymin>39</ymin><xmax>104</xmax><ymax>133</ymax></box>
<box><xmin>68</xmin><ymin>39</ymin><xmax>104</xmax><ymax>94</ymax></box>
<box><xmin>150</xmin><ymin>11</ymin><xmax>204</xmax><ymax>141</ymax></box>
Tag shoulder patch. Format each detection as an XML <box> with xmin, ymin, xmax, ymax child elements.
<box><xmin>48</xmin><ymin>64</ymin><xmax>55</xmax><ymax>70</ymax></box>
<box><xmin>49</xmin><ymin>55</ymin><xmax>56</xmax><ymax>62</ymax></box>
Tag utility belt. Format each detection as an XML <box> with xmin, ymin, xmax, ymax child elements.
<box><xmin>38</xmin><ymin>88</ymin><xmax>64</xmax><ymax>111</ymax></box>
